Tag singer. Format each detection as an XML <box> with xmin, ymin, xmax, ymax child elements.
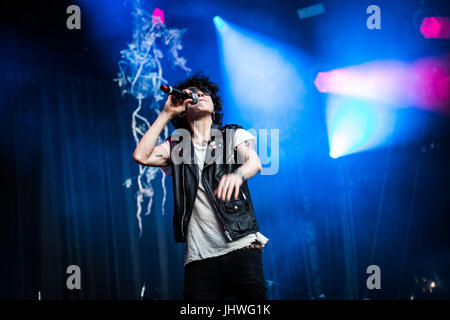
<box><xmin>133</xmin><ymin>75</ymin><xmax>269</xmax><ymax>300</ymax></box>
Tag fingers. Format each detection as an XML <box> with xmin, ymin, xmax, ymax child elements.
<box><xmin>169</xmin><ymin>95</ymin><xmax>190</xmax><ymax>107</ymax></box>
<box><xmin>183</xmin><ymin>99</ymin><xmax>193</xmax><ymax>107</ymax></box>
<box><xmin>169</xmin><ymin>95</ymin><xmax>180</xmax><ymax>105</ymax></box>
<box><xmin>226</xmin><ymin>181</ymin><xmax>237</xmax><ymax>201</ymax></box>
<box><xmin>169</xmin><ymin>89</ymin><xmax>192</xmax><ymax>111</ymax></box>
<box><xmin>183</xmin><ymin>89</ymin><xmax>195</xmax><ymax>106</ymax></box>
<box><xmin>233</xmin><ymin>183</ymin><xmax>240</xmax><ymax>200</ymax></box>
<box><xmin>169</xmin><ymin>94</ymin><xmax>185</xmax><ymax>106</ymax></box>
<box><xmin>168</xmin><ymin>89</ymin><xmax>193</xmax><ymax>107</ymax></box>
<box><xmin>166</xmin><ymin>92</ymin><xmax>192</xmax><ymax>117</ymax></box>
<box><xmin>214</xmin><ymin>175</ymin><xmax>226</xmax><ymax>200</ymax></box>
<box><xmin>213</xmin><ymin>175</ymin><xmax>241</xmax><ymax>201</ymax></box>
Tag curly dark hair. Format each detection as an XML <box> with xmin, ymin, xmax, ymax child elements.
<box><xmin>170</xmin><ymin>73</ymin><xmax>224</xmax><ymax>131</ymax></box>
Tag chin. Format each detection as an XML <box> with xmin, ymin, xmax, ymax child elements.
<box><xmin>187</xmin><ymin>108</ymin><xmax>211</xmax><ymax>118</ymax></box>
<box><xmin>192</xmin><ymin>105</ymin><xmax>211</xmax><ymax>113</ymax></box>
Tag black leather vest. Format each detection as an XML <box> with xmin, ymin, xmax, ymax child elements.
<box><xmin>166</xmin><ymin>123</ymin><xmax>260</xmax><ymax>243</ymax></box>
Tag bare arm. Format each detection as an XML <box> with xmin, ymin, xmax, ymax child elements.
<box><xmin>213</xmin><ymin>139</ymin><xmax>262</xmax><ymax>201</ymax></box>
<box><xmin>133</xmin><ymin>93</ymin><xmax>192</xmax><ymax>167</ymax></box>
<box><xmin>234</xmin><ymin>139</ymin><xmax>262</xmax><ymax>181</ymax></box>
<box><xmin>132</xmin><ymin>111</ymin><xmax>172</xmax><ymax>167</ymax></box>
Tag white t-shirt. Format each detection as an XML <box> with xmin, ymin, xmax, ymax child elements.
<box><xmin>161</xmin><ymin>128</ymin><xmax>269</xmax><ymax>266</ymax></box>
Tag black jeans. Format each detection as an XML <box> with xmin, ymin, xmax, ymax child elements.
<box><xmin>184</xmin><ymin>247</ymin><xmax>267</xmax><ymax>300</ymax></box>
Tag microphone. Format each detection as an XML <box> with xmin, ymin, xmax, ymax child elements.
<box><xmin>160</xmin><ymin>84</ymin><xmax>198</xmax><ymax>105</ymax></box>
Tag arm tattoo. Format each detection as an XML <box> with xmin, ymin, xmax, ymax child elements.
<box><xmin>236</xmin><ymin>140</ymin><xmax>256</xmax><ymax>164</ymax></box>
<box><xmin>244</xmin><ymin>140</ymin><xmax>255</xmax><ymax>150</ymax></box>
<box><xmin>155</xmin><ymin>154</ymin><xmax>163</xmax><ymax>158</ymax></box>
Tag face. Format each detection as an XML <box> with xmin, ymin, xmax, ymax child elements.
<box><xmin>184</xmin><ymin>86</ymin><xmax>214</xmax><ymax>119</ymax></box>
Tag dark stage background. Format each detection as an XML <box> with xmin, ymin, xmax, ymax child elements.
<box><xmin>1</xmin><ymin>0</ymin><xmax>449</xmax><ymax>299</ymax></box>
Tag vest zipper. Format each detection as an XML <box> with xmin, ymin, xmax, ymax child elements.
<box><xmin>180</xmin><ymin>165</ymin><xmax>186</xmax><ymax>239</ymax></box>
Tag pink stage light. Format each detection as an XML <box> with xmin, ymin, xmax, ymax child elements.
<box><xmin>412</xmin><ymin>55</ymin><xmax>450</xmax><ymax>111</ymax></box>
<box><xmin>314</xmin><ymin>54</ymin><xmax>450</xmax><ymax>113</ymax></box>
<box><xmin>420</xmin><ymin>17</ymin><xmax>450</xmax><ymax>39</ymax></box>
<box><xmin>152</xmin><ymin>8</ymin><xmax>165</xmax><ymax>26</ymax></box>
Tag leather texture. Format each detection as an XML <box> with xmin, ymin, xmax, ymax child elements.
<box><xmin>166</xmin><ymin>123</ymin><xmax>260</xmax><ymax>243</ymax></box>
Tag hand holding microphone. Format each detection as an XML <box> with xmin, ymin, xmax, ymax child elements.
<box><xmin>161</xmin><ymin>84</ymin><xmax>199</xmax><ymax>104</ymax></box>
<box><xmin>160</xmin><ymin>85</ymin><xmax>198</xmax><ymax>118</ymax></box>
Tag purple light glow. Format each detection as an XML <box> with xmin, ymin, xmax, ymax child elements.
<box><xmin>314</xmin><ymin>54</ymin><xmax>450</xmax><ymax>113</ymax></box>
<box><xmin>420</xmin><ymin>17</ymin><xmax>450</xmax><ymax>39</ymax></box>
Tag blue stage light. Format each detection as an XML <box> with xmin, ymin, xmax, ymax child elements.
<box><xmin>214</xmin><ymin>18</ymin><xmax>307</xmax><ymax>130</ymax></box>
<box><xmin>213</xmin><ymin>16</ymin><xmax>225</xmax><ymax>30</ymax></box>
<box><xmin>326</xmin><ymin>95</ymin><xmax>396</xmax><ymax>158</ymax></box>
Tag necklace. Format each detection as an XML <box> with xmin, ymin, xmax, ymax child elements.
<box><xmin>192</xmin><ymin>136</ymin><xmax>210</xmax><ymax>146</ymax></box>
<box><xmin>193</xmin><ymin>139</ymin><xmax>208</xmax><ymax>146</ymax></box>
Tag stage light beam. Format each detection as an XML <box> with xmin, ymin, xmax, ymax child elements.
<box><xmin>213</xmin><ymin>16</ymin><xmax>225</xmax><ymax>31</ymax></box>
<box><xmin>314</xmin><ymin>55</ymin><xmax>450</xmax><ymax>114</ymax></box>
<box><xmin>214</xmin><ymin>18</ymin><xmax>306</xmax><ymax>130</ymax></box>
<box><xmin>326</xmin><ymin>95</ymin><xmax>396</xmax><ymax>158</ymax></box>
